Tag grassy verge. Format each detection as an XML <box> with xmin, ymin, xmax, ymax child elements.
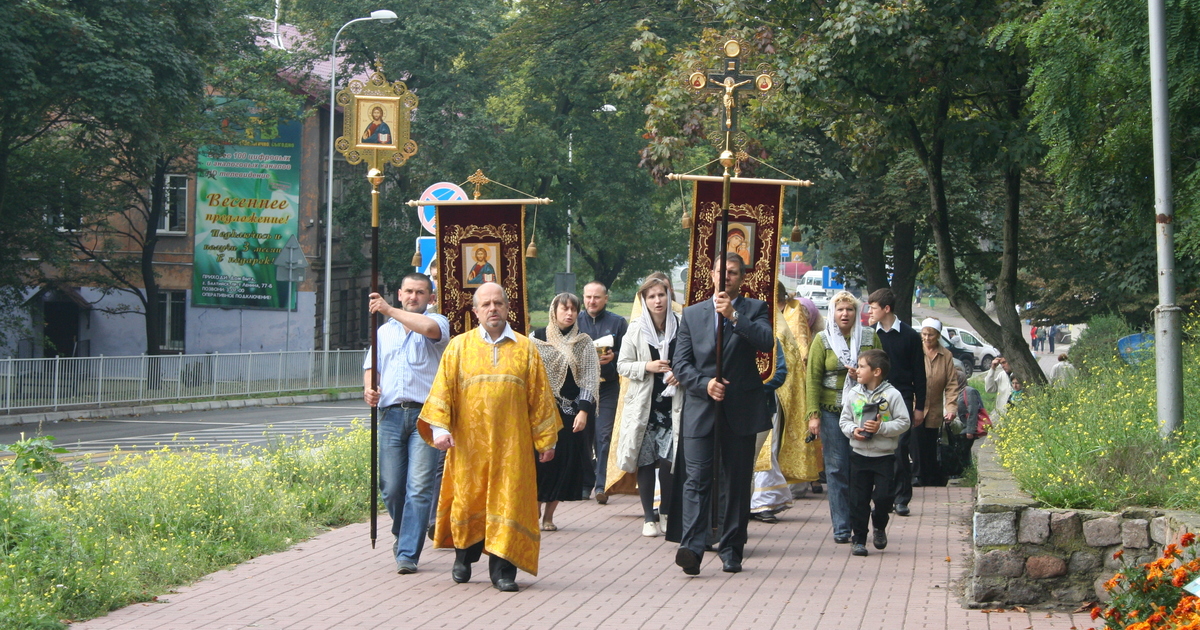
<box><xmin>0</xmin><ymin>422</ymin><xmax>370</xmax><ymax>630</ymax></box>
<box><xmin>991</xmin><ymin>318</ymin><xmax>1200</xmax><ymax>511</ymax></box>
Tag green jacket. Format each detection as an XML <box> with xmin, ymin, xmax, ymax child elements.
<box><xmin>805</xmin><ymin>327</ymin><xmax>878</xmax><ymax>417</ymax></box>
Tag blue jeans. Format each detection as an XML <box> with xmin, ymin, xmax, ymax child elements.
<box><xmin>819</xmin><ymin>409</ymin><xmax>852</xmax><ymax>538</ymax></box>
<box><xmin>379</xmin><ymin>405</ymin><xmax>444</xmax><ymax>565</ymax></box>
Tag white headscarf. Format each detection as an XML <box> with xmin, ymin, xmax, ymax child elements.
<box><xmin>824</xmin><ymin>292</ymin><xmax>865</xmax><ymax>402</ymax></box>
<box><xmin>636</xmin><ymin>285</ymin><xmax>678</xmax><ymax>398</ymax></box>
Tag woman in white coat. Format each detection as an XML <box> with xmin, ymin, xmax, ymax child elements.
<box><xmin>614</xmin><ymin>275</ymin><xmax>684</xmax><ymax>537</ymax></box>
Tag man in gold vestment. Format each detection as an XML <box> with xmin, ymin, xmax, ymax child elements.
<box><xmin>419</xmin><ymin>283</ymin><xmax>560</xmax><ymax>592</ymax></box>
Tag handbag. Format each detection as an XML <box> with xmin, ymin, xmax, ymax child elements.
<box><xmin>960</xmin><ymin>390</ymin><xmax>993</xmax><ymax>437</ymax></box>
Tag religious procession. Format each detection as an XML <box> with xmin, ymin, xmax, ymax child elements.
<box><xmin>354</xmin><ymin>35</ymin><xmax>999</xmax><ymax>595</ymax></box>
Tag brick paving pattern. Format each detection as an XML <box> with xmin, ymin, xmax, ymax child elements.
<box><xmin>73</xmin><ymin>487</ymin><xmax>1088</xmax><ymax>630</ymax></box>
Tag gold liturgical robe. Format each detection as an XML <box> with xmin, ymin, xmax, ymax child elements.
<box><xmin>755</xmin><ymin>300</ymin><xmax>824</xmax><ymax>482</ymax></box>
<box><xmin>418</xmin><ymin>330</ymin><xmax>560</xmax><ymax>575</ymax></box>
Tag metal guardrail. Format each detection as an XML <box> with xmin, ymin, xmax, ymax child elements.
<box><xmin>0</xmin><ymin>350</ymin><xmax>367</xmax><ymax>413</ymax></box>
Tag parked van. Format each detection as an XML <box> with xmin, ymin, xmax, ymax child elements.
<box><xmin>795</xmin><ymin>271</ymin><xmax>828</xmax><ymax>308</ymax></box>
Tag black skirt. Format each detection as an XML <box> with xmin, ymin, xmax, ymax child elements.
<box><xmin>536</xmin><ymin>411</ymin><xmax>587</xmax><ymax>502</ymax></box>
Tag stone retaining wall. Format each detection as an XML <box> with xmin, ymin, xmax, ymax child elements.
<box><xmin>968</xmin><ymin>442</ymin><xmax>1200</xmax><ymax>606</ymax></box>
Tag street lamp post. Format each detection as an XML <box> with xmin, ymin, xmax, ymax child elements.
<box><xmin>324</xmin><ymin>10</ymin><xmax>397</xmax><ymax>357</ymax></box>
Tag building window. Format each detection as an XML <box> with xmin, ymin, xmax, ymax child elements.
<box><xmin>155</xmin><ymin>291</ymin><xmax>186</xmax><ymax>352</ymax></box>
<box><xmin>158</xmin><ymin>174</ymin><xmax>188</xmax><ymax>234</ymax></box>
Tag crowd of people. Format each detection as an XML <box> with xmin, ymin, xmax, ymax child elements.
<box><xmin>363</xmin><ymin>260</ymin><xmax>997</xmax><ymax>591</ymax></box>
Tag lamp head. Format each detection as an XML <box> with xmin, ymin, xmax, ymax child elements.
<box><xmin>371</xmin><ymin>9</ymin><xmax>398</xmax><ymax>24</ymax></box>
<box><xmin>367</xmin><ymin>168</ymin><xmax>385</xmax><ymax>187</ymax></box>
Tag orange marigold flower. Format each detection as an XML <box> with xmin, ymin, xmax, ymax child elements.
<box><xmin>1127</xmin><ymin>621</ymin><xmax>1151</xmax><ymax>630</ymax></box>
<box><xmin>1183</xmin><ymin>532</ymin><xmax>1196</xmax><ymax>547</ymax></box>
<box><xmin>1115</xmin><ymin>549</ymin><xmax>1125</xmax><ymax>560</ymax></box>
<box><xmin>1105</xmin><ymin>574</ymin><xmax>1124</xmax><ymax>590</ymax></box>
<box><xmin>1091</xmin><ymin>606</ymin><xmax>1102</xmax><ymax>620</ymax></box>
<box><xmin>1157</xmin><ymin>557</ymin><xmax>1177</xmax><ymax>569</ymax></box>
<box><xmin>1106</xmin><ymin>607</ymin><xmax>1121</xmax><ymax>619</ymax></box>
<box><xmin>1175</xmin><ymin>568</ymin><xmax>1191</xmax><ymax>587</ymax></box>
<box><xmin>1166</xmin><ymin>544</ymin><xmax>1182</xmax><ymax>558</ymax></box>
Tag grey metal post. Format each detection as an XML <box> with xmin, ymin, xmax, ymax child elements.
<box><xmin>212</xmin><ymin>351</ymin><xmax>220</xmax><ymax>398</ymax></box>
<box><xmin>246</xmin><ymin>352</ymin><xmax>253</xmax><ymax>394</ymax></box>
<box><xmin>98</xmin><ymin>355</ymin><xmax>104</xmax><ymax>405</ymax></box>
<box><xmin>53</xmin><ymin>355</ymin><xmax>60</xmax><ymax>411</ymax></box>
<box><xmin>1149</xmin><ymin>0</ymin><xmax>1183</xmax><ymax>437</ymax></box>
<box><xmin>5</xmin><ymin>357</ymin><xmax>11</xmax><ymax>412</ymax></box>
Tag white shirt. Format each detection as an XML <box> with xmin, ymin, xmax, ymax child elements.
<box><xmin>362</xmin><ymin>312</ymin><xmax>451</xmax><ymax>407</ymax></box>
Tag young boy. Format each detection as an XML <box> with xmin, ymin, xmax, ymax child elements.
<box><xmin>840</xmin><ymin>349</ymin><xmax>912</xmax><ymax>556</ymax></box>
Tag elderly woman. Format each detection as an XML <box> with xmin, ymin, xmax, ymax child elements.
<box><xmin>532</xmin><ymin>292</ymin><xmax>601</xmax><ymax>531</ymax></box>
<box><xmin>806</xmin><ymin>290</ymin><xmax>877</xmax><ymax>544</ymax></box>
<box><xmin>918</xmin><ymin>318</ymin><xmax>958</xmax><ymax>488</ymax></box>
<box><xmin>613</xmin><ymin>275</ymin><xmax>683</xmax><ymax>537</ymax></box>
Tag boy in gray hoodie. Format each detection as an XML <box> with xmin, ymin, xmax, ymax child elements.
<box><xmin>839</xmin><ymin>349</ymin><xmax>911</xmax><ymax>556</ymax></box>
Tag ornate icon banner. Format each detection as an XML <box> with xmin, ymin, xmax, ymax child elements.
<box><xmin>435</xmin><ymin>204</ymin><xmax>529</xmax><ymax>336</ymax></box>
<box><xmin>684</xmin><ymin>179</ymin><xmax>784</xmax><ymax>381</ymax></box>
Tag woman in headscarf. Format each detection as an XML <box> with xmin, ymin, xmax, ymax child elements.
<box><xmin>805</xmin><ymin>290</ymin><xmax>877</xmax><ymax>544</ymax></box>
<box><xmin>919</xmin><ymin>318</ymin><xmax>958</xmax><ymax>488</ymax></box>
<box><xmin>532</xmin><ymin>292</ymin><xmax>601</xmax><ymax>531</ymax></box>
<box><xmin>612</xmin><ymin>275</ymin><xmax>683</xmax><ymax>537</ymax></box>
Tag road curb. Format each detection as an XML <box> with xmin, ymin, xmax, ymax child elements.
<box><xmin>0</xmin><ymin>391</ymin><xmax>361</xmax><ymax>427</ymax></box>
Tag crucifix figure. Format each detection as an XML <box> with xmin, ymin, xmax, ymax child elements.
<box><xmin>689</xmin><ymin>40</ymin><xmax>773</xmax><ymax>134</ymax></box>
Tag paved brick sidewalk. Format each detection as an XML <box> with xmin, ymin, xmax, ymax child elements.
<box><xmin>73</xmin><ymin>487</ymin><xmax>1088</xmax><ymax>630</ymax></box>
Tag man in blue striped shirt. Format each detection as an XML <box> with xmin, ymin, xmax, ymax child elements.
<box><xmin>364</xmin><ymin>272</ymin><xmax>451</xmax><ymax>575</ymax></box>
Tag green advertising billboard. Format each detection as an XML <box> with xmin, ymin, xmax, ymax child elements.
<box><xmin>192</xmin><ymin>119</ymin><xmax>302</xmax><ymax>309</ymax></box>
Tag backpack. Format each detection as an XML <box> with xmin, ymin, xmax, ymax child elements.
<box><xmin>960</xmin><ymin>389</ymin><xmax>993</xmax><ymax>437</ymax></box>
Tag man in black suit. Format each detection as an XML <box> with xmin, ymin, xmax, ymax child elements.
<box><xmin>671</xmin><ymin>252</ymin><xmax>775</xmax><ymax>575</ymax></box>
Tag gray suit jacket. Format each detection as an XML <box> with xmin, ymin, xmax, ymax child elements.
<box><xmin>673</xmin><ymin>296</ymin><xmax>774</xmax><ymax>438</ymax></box>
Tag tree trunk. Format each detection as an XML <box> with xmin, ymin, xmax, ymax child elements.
<box><xmin>858</xmin><ymin>229</ymin><xmax>889</xmax><ymax>293</ymax></box>
<box><xmin>143</xmin><ymin>159</ymin><xmax>166</xmax><ymax>359</ymax></box>
<box><xmin>890</xmin><ymin>220</ymin><xmax>917</xmax><ymax>323</ymax></box>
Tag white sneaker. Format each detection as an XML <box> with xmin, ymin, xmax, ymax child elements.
<box><xmin>658</xmin><ymin>516</ymin><xmax>668</xmax><ymax>536</ymax></box>
<box><xmin>642</xmin><ymin>521</ymin><xmax>660</xmax><ymax>537</ymax></box>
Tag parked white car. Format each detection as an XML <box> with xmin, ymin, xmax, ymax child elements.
<box><xmin>942</xmin><ymin>326</ymin><xmax>1001</xmax><ymax>371</ymax></box>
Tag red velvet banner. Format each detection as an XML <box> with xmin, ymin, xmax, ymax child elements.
<box><xmin>434</xmin><ymin>204</ymin><xmax>530</xmax><ymax>336</ymax></box>
<box><xmin>684</xmin><ymin>179</ymin><xmax>784</xmax><ymax>380</ymax></box>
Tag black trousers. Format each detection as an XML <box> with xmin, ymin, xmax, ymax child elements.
<box><xmin>916</xmin><ymin>426</ymin><xmax>946</xmax><ymax>486</ymax></box>
<box><xmin>678</xmin><ymin>430</ymin><xmax>756</xmax><ymax>563</ymax></box>
<box><xmin>890</xmin><ymin>395</ymin><xmax>917</xmax><ymax>506</ymax></box>
<box><xmin>849</xmin><ymin>452</ymin><xmax>896</xmax><ymax>545</ymax></box>
<box><xmin>455</xmin><ymin>540</ymin><xmax>516</xmax><ymax>584</ymax></box>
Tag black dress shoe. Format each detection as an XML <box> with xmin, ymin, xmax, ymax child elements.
<box><xmin>721</xmin><ymin>557</ymin><xmax>742</xmax><ymax>573</ymax></box>
<box><xmin>451</xmin><ymin>560</ymin><xmax>471</xmax><ymax>583</ymax></box>
<box><xmin>493</xmin><ymin>578</ymin><xmax>519</xmax><ymax>592</ymax></box>
<box><xmin>894</xmin><ymin>504</ymin><xmax>911</xmax><ymax>517</ymax></box>
<box><xmin>675</xmin><ymin>548</ymin><xmax>700</xmax><ymax>576</ymax></box>
<box><xmin>833</xmin><ymin>534</ymin><xmax>851</xmax><ymax>544</ymax></box>
<box><xmin>873</xmin><ymin>529</ymin><xmax>888</xmax><ymax>550</ymax></box>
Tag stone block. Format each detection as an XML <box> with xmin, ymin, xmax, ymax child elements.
<box><xmin>969</xmin><ymin>577</ymin><xmax>1008</xmax><ymax>604</ymax></box>
<box><xmin>1052</xmin><ymin>584</ymin><xmax>1092</xmax><ymax>604</ymax></box>
<box><xmin>977</xmin><ymin>549</ymin><xmax>1026</xmax><ymax>577</ymax></box>
<box><xmin>1069</xmin><ymin>550</ymin><xmax>1102</xmax><ymax>573</ymax></box>
<box><xmin>1050</xmin><ymin>511</ymin><xmax>1082</xmax><ymax>546</ymax></box>
<box><xmin>1006</xmin><ymin>578</ymin><xmax>1048</xmax><ymax>604</ymax></box>
<box><xmin>1151</xmin><ymin>517</ymin><xmax>1169</xmax><ymax>545</ymax></box>
<box><xmin>1122</xmin><ymin>519</ymin><xmax>1150</xmax><ymax>549</ymax></box>
<box><xmin>1019</xmin><ymin>509</ymin><xmax>1051</xmax><ymax>544</ymax></box>
<box><xmin>1084</xmin><ymin>516</ymin><xmax>1123</xmax><ymax>547</ymax></box>
<box><xmin>1095</xmin><ymin>577</ymin><xmax>1114</xmax><ymax>602</ymax></box>
<box><xmin>1026</xmin><ymin>555</ymin><xmax>1068</xmax><ymax>579</ymax></box>
<box><xmin>975</xmin><ymin>511</ymin><xmax>1018</xmax><ymax>547</ymax></box>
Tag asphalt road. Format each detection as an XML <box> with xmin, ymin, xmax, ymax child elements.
<box><xmin>0</xmin><ymin>401</ymin><xmax>371</xmax><ymax>462</ymax></box>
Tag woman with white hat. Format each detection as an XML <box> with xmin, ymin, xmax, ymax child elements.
<box><xmin>918</xmin><ymin>318</ymin><xmax>959</xmax><ymax>488</ymax></box>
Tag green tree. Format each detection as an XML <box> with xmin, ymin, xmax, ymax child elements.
<box><xmin>41</xmin><ymin>0</ymin><xmax>312</xmax><ymax>354</ymax></box>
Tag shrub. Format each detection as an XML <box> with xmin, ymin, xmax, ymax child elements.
<box><xmin>993</xmin><ymin>318</ymin><xmax>1200</xmax><ymax>511</ymax></box>
<box><xmin>0</xmin><ymin>422</ymin><xmax>370</xmax><ymax>630</ymax></box>
<box><xmin>1071</xmin><ymin>314</ymin><xmax>1134</xmax><ymax>377</ymax></box>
